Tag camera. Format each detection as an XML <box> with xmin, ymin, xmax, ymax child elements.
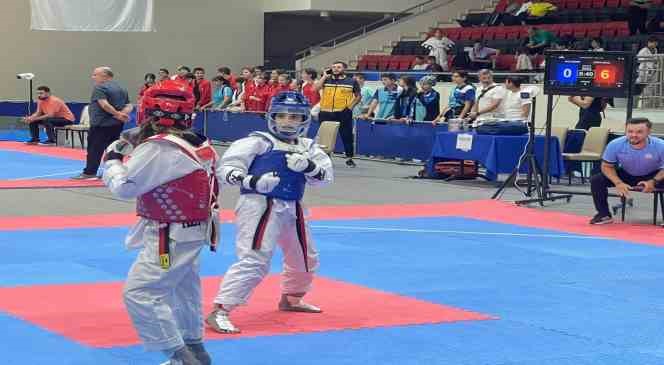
<box><xmin>16</xmin><ymin>73</ymin><xmax>35</xmax><ymax>80</ymax></box>
<box><xmin>325</xmin><ymin>69</ymin><xmax>333</xmax><ymax>76</ymax></box>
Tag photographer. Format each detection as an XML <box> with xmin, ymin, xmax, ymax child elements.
<box><xmin>314</xmin><ymin>61</ymin><xmax>360</xmax><ymax>167</ymax></box>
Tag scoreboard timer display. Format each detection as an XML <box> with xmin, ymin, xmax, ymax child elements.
<box><xmin>543</xmin><ymin>50</ymin><xmax>633</xmax><ymax>97</ymax></box>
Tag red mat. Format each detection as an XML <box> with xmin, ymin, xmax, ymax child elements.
<box><xmin>2</xmin><ymin>200</ymin><xmax>663</xmax><ymax>246</ymax></box>
<box><xmin>0</xmin><ymin>141</ymin><xmax>86</xmax><ymax>161</ymax></box>
<box><xmin>0</xmin><ymin>275</ymin><xmax>492</xmax><ymax>347</ymax></box>
<box><xmin>0</xmin><ymin>178</ymin><xmax>104</xmax><ymax>189</ymax></box>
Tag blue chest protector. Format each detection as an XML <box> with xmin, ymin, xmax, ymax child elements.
<box><xmin>240</xmin><ymin>132</ymin><xmax>309</xmax><ymax>201</ymax></box>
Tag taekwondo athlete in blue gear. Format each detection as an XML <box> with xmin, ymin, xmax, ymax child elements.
<box><xmin>207</xmin><ymin>91</ymin><xmax>334</xmax><ymax>334</ymax></box>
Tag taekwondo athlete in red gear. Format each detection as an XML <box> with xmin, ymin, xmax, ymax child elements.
<box><xmin>206</xmin><ymin>91</ymin><xmax>334</xmax><ymax>334</ymax></box>
<box><xmin>102</xmin><ymin>80</ymin><xmax>220</xmax><ymax>365</ymax></box>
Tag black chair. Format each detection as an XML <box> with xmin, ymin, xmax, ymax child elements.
<box><xmin>617</xmin><ymin>189</ymin><xmax>664</xmax><ymax>225</ymax></box>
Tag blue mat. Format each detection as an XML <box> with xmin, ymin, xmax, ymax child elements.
<box><xmin>1</xmin><ymin>217</ymin><xmax>664</xmax><ymax>364</ymax></box>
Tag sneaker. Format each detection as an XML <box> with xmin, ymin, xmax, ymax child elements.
<box><xmin>160</xmin><ymin>346</ymin><xmax>202</xmax><ymax>365</ymax></box>
<box><xmin>38</xmin><ymin>140</ymin><xmax>56</xmax><ymax>146</ymax></box>
<box><xmin>205</xmin><ymin>308</ymin><xmax>240</xmax><ymax>334</ymax></box>
<box><xmin>345</xmin><ymin>159</ymin><xmax>356</xmax><ymax>168</ymax></box>
<box><xmin>70</xmin><ymin>173</ymin><xmax>99</xmax><ymax>180</ymax></box>
<box><xmin>589</xmin><ymin>214</ymin><xmax>613</xmax><ymax>225</ymax></box>
<box><xmin>186</xmin><ymin>343</ymin><xmax>211</xmax><ymax>365</ymax></box>
<box><xmin>24</xmin><ymin>140</ymin><xmax>39</xmax><ymax>145</ymax></box>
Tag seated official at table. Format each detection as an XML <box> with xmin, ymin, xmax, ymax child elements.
<box><xmin>589</xmin><ymin>118</ymin><xmax>664</xmax><ymax>225</ymax></box>
<box><xmin>499</xmin><ymin>76</ymin><xmax>531</xmax><ymax>121</ymax></box>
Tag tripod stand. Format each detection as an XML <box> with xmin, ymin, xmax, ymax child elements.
<box><xmin>492</xmin><ymin>96</ymin><xmax>572</xmax><ymax>205</ymax></box>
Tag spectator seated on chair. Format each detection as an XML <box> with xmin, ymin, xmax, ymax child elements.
<box><xmin>468</xmin><ymin>42</ymin><xmax>499</xmax><ymax>70</ymax></box>
<box><xmin>22</xmin><ymin>85</ymin><xmax>75</xmax><ymax>145</ymax></box>
<box><xmin>525</xmin><ymin>27</ymin><xmax>557</xmax><ymax>54</ymax></box>
<box><xmin>426</xmin><ymin>56</ymin><xmax>445</xmax><ymax>73</ymax></box>
<box><xmin>411</xmin><ymin>55</ymin><xmax>429</xmax><ymax>71</ymax></box>
<box><xmin>589</xmin><ymin>118</ymin><xmax>664</xmax><ymax>225</ymax></box>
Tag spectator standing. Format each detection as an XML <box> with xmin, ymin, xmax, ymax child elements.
<box><xmin>422</xmin><ymin>29</ymin><xmax>455</xmax><ymax>71</ymax></box>
<box><xmin>363</xmin><ymin>73</ymin><xmax>401</xmax><ymax>120</ymax></box>
<box><xmin>628</xmin><ymin>0</ymin><xmax>651</xmax><ymax>35</ymax></box>
<box><xmin>411</xmin><ymin>56</ymin><xmax>429</xmax><ymax>70</ymax></box>
<box><xmin>526</xmin><ymin>27</ymin><xmax>556</xmax><ymax>54</ymax></box>
<box><xmin>22</xmin><ymin>85</ymin><xmax>75</xmax><ymax>145</ymax></box>
<box><xmin>138</xmin><ymin>73</ymin><xmax>156</xmax><ymax>99</ymax></box>
<box><xmin>72</xmin><ymin>67</ymin><xmax>131</xmax><ymax>180</ymax></box>
<box><xmin>270</xmin><ymin>74</ymin><xmax>292</xmax><ymax>100</ymax></box>
<box><xmin>203</xmin><ymin>76</ymin><xmax>233</xmax><ymax>109</ymax></box>
<box><xmin>352</xmin><ymin>73</ymin><xmax>375</xmax><ymax>118</ymax></box>
<box><xmin>647</xmin><ymin>12</ymin><xmax>664</xmax><ymax>33</ymax></box>
<box><xmin>301</xmin><ymin>68</ymin><xmax>320</xmax><ymax>106</ymax></box>
<box><xmin>158</xmin><ymin>68</ymin><xmax>169</xmax><ymax>81</ymax></box>
<box><xmin>314</xmin><ymin>61</ymin><xmax>361</xmax><ymax>167</ymax></box>
<box><xmin>637</xmin><ymin>37</ymin><xmax>659</xmax><ymax>102</ymax></box>
<box><xmin>217</xmin><ymin>67</ymin><xmax>237</xmax><ymax>90</ymax></box>
<box><xmin>238</xmin><ymin>66</ymin><xmax>255</xmax><ymax>101</ymax></box>
<box><xmin>394</xmin><ymin>76</ymin><xmax>426</xmax><ymax>121</ymax></box>
<box><xmin>589</xmin><ymin>118</ymin><xmax>664</xmax><ymax>224</ymax></box>
<box><xmin>568</xmin><ymin>96</ymin><xmax>604</xmax><ymax>130</ymax></box>
<box><xmin>500</xmin><ymin>76</ymin><xmax>531</xmax><ymax>120</ymax></box>
<box><xmin>192</xmin><ymin>67</ymin><xmax>212</xmax><ymax>110</ymax></box>
<box><xmin>434</xmin><ymin>71</ymin><xmax>475</xmax><ymax>122</ymax></box>
<box><xmin>417</xmin><ymin>76</ymin><xmax>441</xmax><ymax>122</ymax></box>
<box><xmin>468</xmin><ymin>41</ymin><xmax>499</xmax><ymax>70</ymax></box>
<box><xmin>469</xmin><ymin>69</ymin><xmax>505</xmax><ymax>121</ymax></box>
<box><xmin>242</xmin><ymin>72</ymin><xmax>271</xmax><ymax>113</ymax></box>
<box><xmin>172</xmin><ymin>65</ymin><xmax>191</xmax><ymax>83</ymax></box>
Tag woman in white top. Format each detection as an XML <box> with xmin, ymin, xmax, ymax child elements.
<box><xmin>422</xmin><ymin>29</ymin><xmax>455</xmax><ymax>71</ymax></box>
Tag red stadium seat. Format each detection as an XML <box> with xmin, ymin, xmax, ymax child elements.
<box><xmin>518</xmin><ymin>26</ymin><xmax>529</xmax><ymax>38</ymax></box>
<box><xmin>471</xmin><ymin>28</ymin><xmax>484</xmax><ymax>40</ymax></box>
<box><xmin>616</xmin><ymin>22</ymin><xmax>629</xmax><ymax>36</ymax></box>
<box><xmin>605</xmin><ymin>0</ymin><xmax>619</xmax><ymax>6</ymax></box>
<box><xmin>494</xmin><ymin>27</ymin><xmax>507</xmax><ymax>40</ymax></box>
<box><xmin>572</xmin><ymin>24</ymin><xmax>587</xmax><ymax>38</ymax></box>
<box><xmin>378</xmin><ymin>58</ymin><xmax>390</xmax><ymax>71</ymax></box>
<box><xmin>619</xmin><ymin>0</ymin><xmax>630</xmax><ymax>6</ymax></box>
<box><xmin>493</xmin><ymin>54</ymin><xmax>516</xmax><ymax>71</ymax></box>
<box><xmin>565</xmin><ymin>0</ymin><xmax>580</xmax><ymax>9</ymax></box>
<box><xmin>532</xmin><ymin>54</ymin><xmax>545</xmax><ymax>69</ymax></box>
<box><xmin>579</xmin><ymin>0</ymin><xmax>593</xmax><ymax>8</ymax></box>
<box><xmin>505</xmin><ymin>26</ymin><xmax>521</xmax><ymax>39</ymax></box>
<box><xmin>495</xmin><ymin>0</ymin><xmax>509</xmax><ymax>12</ymax></box>
<box><xmin>559</xmin><ymin>24</ymin><xmax>574</xmax><ymax>37</ymax></box>
<box><xmin>592</xmin><ymin>0</ymin><xmax>606</xmax><ymax>7</ymax></box>
<box><xmin>445</xmin><ymin>28</ymin><xmax>461</xmax><ymax>41</ymax></box>
<box><xmin>586</xmin><ymin>23</ymin><xmax>602</xmax><ymax>37</ymax></box>
<box><xmin>357</xmin><ymin>60</ymin><xmax>368</xmax><ymax>70</ymax></box>
<box><xmin>483</xmin><ymin>28</ymin><xmax>497</xmax><ymax>41</ymax></box>
<box><xmin>459</xmin><ymin>28</ymin><xmax>473</xmax><ymax>41</ymax></box>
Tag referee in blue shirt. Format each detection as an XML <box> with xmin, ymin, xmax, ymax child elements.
<box><xmin>590</xmin><ymin>118</ymin><xmax>664</xmax><ymax>224</ymax></box>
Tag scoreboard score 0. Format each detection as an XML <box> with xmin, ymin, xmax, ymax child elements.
<box><xmin>544</xmin><ymin>51</ymin><xmax>633</xmax><ymax>97</ymax></box>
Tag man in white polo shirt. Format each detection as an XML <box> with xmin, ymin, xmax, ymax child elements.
<box><xmin>469</xmin><ymin>69</ymin><xmax>504</xmax><ymax>121</ymax></box>
<box><xmin>500</xmin><ymin>76</ymin><xmax>531</xmax><ymax>121</ymax></box>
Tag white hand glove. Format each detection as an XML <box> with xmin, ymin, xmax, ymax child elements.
<box><xmin>243</xmin><ymin>172</ymin><xmax>281</xmax><ymax>194</ymax></box>
<box><xmin>286</xmin><ymin>153</ymin><xmax>312</xmax><ymax>173</ymax></box>
<box><xmin>102</xmin><ymin>139</ymin><xmax>133</xmax><ymax>162</ymax></box>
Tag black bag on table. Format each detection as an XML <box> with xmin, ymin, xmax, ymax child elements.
<box><xmin>476</xmin><ymin>120</ymin><xmax>528</xmax><ymax>135</ymax></box>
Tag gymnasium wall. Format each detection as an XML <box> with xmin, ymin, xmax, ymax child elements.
<box><xmin>0</xmin><ymin>0</ymin><xmax>264</xmax><ymax>102</ymax></box>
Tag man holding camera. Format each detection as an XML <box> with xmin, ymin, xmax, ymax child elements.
<box><xmin>22</xmin><ymin>86</ymin><xmax>75</xmax><ymax>145</ymax></box>
<box><xmin>315</xmin><ymin>61</ymin><xmax>361</xmax><ymax>167</ymax></box>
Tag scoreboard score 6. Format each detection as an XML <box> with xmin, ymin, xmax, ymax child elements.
<box><xmin>544</xmin><ymin>51</ymin><xmax>632</xmax><ymax>97</ymax></box>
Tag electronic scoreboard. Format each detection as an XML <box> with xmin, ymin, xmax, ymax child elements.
<box><xmin>543</xmin><ymin>50</ymin><xmax>633</xmax><ymax>97</ymax></box>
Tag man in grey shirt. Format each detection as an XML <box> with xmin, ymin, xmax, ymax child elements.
<box><xmin>72</xmin><ymin>66</ymin><xmax>132</xmax><ymax>179</ymax></box>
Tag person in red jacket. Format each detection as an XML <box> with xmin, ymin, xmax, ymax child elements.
<box><xmin>267</xmin><ymin>73</ymin><xmax>293</xmax><ymax>110</ymax></box>
<box><xmin>193</xmin><ymin>67</ymin><xmax>212</xmax><ymax>110</ymax></box>
<box><xmin>300</xmin><ymin>68</ymin><xmax>320</xmax><ymax>106</ymax></box>
<box><xmin>242</xmin><ymin>72</ymin><xmax>271</xmax><ymax>113</ymax></box>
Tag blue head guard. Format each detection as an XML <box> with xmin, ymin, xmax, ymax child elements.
<box><xmin>267</xmin><ymin>91</ymin><xmax>311</xmax><ymax>140</ymax></box>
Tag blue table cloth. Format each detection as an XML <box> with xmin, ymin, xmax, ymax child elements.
<box><xmin>426</xmin><ymin>131</ymin><xmax>565</xmax><ymax>181</ymax></box>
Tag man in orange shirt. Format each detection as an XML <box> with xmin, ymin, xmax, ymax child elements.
<box><xmin>22</xmin><ymin>86</ymin><xmax>75</xmax><ymax>145</ymax></box>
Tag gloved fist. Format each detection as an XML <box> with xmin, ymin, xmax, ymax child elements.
<box><xmin>102</xmin><ymin>139</ymin><xmax>132</xmax><ymax>162</ymax></box>
<box><xmin>243</xmin><ymin>172</ymin><xmax>280</xmax><ymax>194</ymax></box>
<box><xmin>286</xmin><ymin>153</ymin><xmax>313</xmax><ymax>173</ymax></box>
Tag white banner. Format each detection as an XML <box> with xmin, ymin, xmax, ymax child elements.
<box><xmin>30</xmin><ymin>0</ymin><xmax>154</xmax><ymax>32</ymax></box>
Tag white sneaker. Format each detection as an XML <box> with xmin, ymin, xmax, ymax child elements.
<box><xmin>206</xmin><ymin>308</ymin><xmax>240</xmax><ymax>334</ymax></box>
<box><xmin>278</xmin><ymin>294</ymin><xmax>322</xmax><ymax>313</ymax></box>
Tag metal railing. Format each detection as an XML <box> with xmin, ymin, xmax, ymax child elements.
<box><xmin>294</xmin><ymin>0</ymin><xmax>457</xmax><ymax>61</ymax></box>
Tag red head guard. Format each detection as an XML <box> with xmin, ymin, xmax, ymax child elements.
<box><xmin>139</xmin><ymin>80</ymin><xmax>195</xmax><ymax>128</ymax></box>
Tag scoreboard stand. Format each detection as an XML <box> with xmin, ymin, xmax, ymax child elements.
<box><xmin>540</xmin><ymin>50</ymin><xmax>635</xmax><ymax>204</ymax></box>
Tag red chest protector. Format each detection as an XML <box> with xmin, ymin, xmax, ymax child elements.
<box><xmin>136</xmin><ymin>134</ymin><xmax>219</xmax><ymax>223</ymax></box>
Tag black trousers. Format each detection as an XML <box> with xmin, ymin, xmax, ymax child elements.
<box><xmin>83</xmin><ymin>124</ymin><xmax>124</xmax><ymax>176</ymax></box>
<box><xmin>574</xmin><ymin>118</ymin><xmax>601</xmax><ymax>131</ymax></box>
<box><xmin>628</xmin><ymin>6</ymin><xmax>648</xmax><ymax>35</ymax></box>
<box><xmin>29</xmin><ymin>117</ymin><xmax>73</xmax><ymax>141</ymax></box>
<box><xmin>318</xmin><ymin>109</ymin><xmax>354</xmax><ymax>158</ymax></box>
<box><xmin>591</xmin><ymin>169</ymin><xmax>661</xmax><ymax>216</ymax></box>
